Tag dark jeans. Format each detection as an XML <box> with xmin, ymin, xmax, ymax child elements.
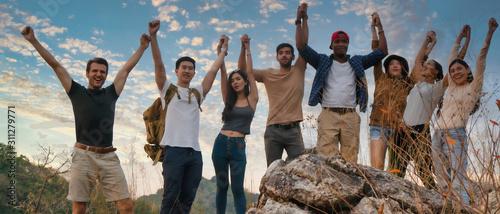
<box><xmin>264</xmin><ymin>124</ymin><xmax>304</xmax><ymax>167</ymax></box>
<box><xmin>211</xmin><ymin>133</ymin><xmax>247</xmax><ymax>214</ymax></box>
<box><xmin>160</xmin><ymin>146</ymin><xmax>203</xmax><ymax>214</ymax></box>
<box><xmin>388</xmin><ymin>124</ymin><xmax>436</xmax><ymax>189</ymax></box>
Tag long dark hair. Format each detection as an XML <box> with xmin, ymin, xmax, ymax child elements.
<box><xmin>431</xmin><ymin>60</ymin><xmax>444</xmax><ymax>81</ymax></box>
<box><xmin>222</xmin><ymin>70</ymin><xmax>250</xmax><ymax>122</ymax></box>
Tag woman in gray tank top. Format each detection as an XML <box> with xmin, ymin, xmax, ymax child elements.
<box><xmin>212</xmin><ymin>34</ymin><xmax>258</xmax><ymax>214</ymax></box>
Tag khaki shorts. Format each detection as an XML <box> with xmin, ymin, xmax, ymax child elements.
<box><xmin>67</xmin><ymin>147</ymin><xmax>130</xmax><ymax>202</ymax></box>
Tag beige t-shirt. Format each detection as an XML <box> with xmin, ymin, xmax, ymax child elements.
<box><xmin>254</xmin><ymin>64</ymin><xmax>306</xmax><ymax>125</ymax></box>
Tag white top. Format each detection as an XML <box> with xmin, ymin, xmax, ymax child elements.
<box><xmin>322</xmin><ymin>60</ymin><xmax>356</xmax><ymax>108</ymax></box>
<box><xmin>437</xmin><ymin>42</ymin><xmax>489</xmax><ymax>129</ymax></box>
<box><xmin>159</xmin><ymin>79</ymin><xmax>205</xmax><ymax>151</ymax></box>
<box><xmin>403</xmin><ymin>80</ymin><xmax>444</xmax><ymax>126</ymax></box>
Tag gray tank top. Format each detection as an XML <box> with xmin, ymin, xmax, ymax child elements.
<box><xmin>221</xmin><ymin>104</ymin><xmax>255</xmax><ymax>134</ymax></box>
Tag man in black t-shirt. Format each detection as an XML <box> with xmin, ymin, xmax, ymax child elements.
<box><xmin>22</xmin><ymin>26</ymin><xmax>150</xmax><ymax>214</ymax></box>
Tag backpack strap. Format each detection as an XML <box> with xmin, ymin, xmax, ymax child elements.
<box><xmin>164</xmin><ymin>83</ymin><xmax>178</xmax><ymax>106</ymax></box>
<box><xmin>189</xmin><ymin>88</ymin><xmax>203</xmax><ymax>112</ymax></box>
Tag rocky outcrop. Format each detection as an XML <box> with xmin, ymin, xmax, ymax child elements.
<box><xmin>251</xmin><ymin>154</ymin><xmax>473</xmax><ymax>213</ymax></box>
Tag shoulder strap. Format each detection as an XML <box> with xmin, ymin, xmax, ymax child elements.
<box><xmin>164</xmin><ymin>83</ymin><xmax>179</xmax><ymax>106</ymax></box>
<box><xmin>189</xmin><ymin>88</ymin><xmax>203</xmax><ymax>112</ymax></box>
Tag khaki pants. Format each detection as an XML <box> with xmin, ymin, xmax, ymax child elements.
<box><xmin>317</xmin><ymin>108</ymin><xmax>360</xmax><ymax>163</ymax></box>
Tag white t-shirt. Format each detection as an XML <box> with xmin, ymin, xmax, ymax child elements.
<box><xmin>159</xmin><ymin>79</ymin><xmax>204</xmax><ymax>151</ymax></box>
<box><xmin>403</xmin><ymin>80</ymin><xmax>444</xmax><ymax>126</ymax></box>
<box><xmin>321</xmin><ymin>61</ymin><xmax>356</xmax><ymax>108</ymax></box>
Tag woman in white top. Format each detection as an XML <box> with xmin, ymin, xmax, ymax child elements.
<box><xmin>389</xmin><ymin>31</ymin><xmax>450</xmax><ymax>189</ymax></box>
<box><xmin>432</xmin><ymin>18</ymin><xmax>497</xmax><ymax>205</ymax></box>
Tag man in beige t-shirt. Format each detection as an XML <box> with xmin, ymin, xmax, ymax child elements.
<box><xmin>239</xmin><ymin>3</ymin><xmax>309</xmax><ymax>166</ymax></box>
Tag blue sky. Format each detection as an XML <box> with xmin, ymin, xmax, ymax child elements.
<box><xmin>1</xmin><ymin>0</ymin><xmax>500</xmax><ymax>197</ymax></box>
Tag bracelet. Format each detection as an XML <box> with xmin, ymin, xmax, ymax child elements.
<box><xmin>378</xmin><ymin>30</ymin><xmax>384</xmax><ymax>34</ymax></box>
<box><xmin>221</xmin><ymin>48</ymin><xmax>228</xmax><ymax>56</ymax></box>
<box><xmin>295</xmin><ymin>19</ymin><xmax>301</xmax><ymax>25</ymax></box>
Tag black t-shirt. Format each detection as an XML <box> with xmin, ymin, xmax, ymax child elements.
<box><xmin>67</xmin><ymin>80</ymin><xmax>118</xmax><ymax>147</ymax></box>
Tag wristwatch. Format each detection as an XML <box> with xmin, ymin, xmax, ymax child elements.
<box><xmin>295</xmin><ymin>19</ymin><xmax>301</xmax><ymax>25</ymax></box>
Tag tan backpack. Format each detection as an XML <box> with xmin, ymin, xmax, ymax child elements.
<box><xmin>143</xmin><ymin>83</ymin><xmax>202</xmax><ymax>165</ymax></box>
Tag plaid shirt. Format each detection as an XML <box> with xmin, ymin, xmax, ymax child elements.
<box><xmin>299</xmin><ymin>44</ymin><xmax>386</xmax><ymax>112</ymax></box>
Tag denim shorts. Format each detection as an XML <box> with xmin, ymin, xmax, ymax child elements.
<box><xmin>369</xmin><ymin>125</ymin><xmax>394</xmax><ymax>143</ymax></box>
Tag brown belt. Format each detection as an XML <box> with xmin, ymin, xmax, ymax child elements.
<box><xmin>75</xmin><ymin>142</ymin><xmax>117</xmax><ymax>153</ymax></box>
<box><xmin>323</xmin><ymin>107</ymin><xmax>355</xmax><ymax>115</ymax></box>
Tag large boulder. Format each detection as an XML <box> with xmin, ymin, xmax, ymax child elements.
<box><xmin>254</xmin><ymin>154</ymin><xmax>470</xmax><ymax>213</ymax></box>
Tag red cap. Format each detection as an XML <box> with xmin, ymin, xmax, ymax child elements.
<box><xmin>331</xmin><ymin>30</ymin><xmax>349</xmax><ymax>43</ymax></box>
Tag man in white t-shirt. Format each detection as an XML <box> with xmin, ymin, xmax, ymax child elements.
<box><xmin>296</xmin><ymin>13</ymin><xmax>388</xmax><ymax>162</ymax></box>
<box><xmin>149</xmin><ymin>20</ymin><xmax>228</xmax><ymax>214</ymax></box>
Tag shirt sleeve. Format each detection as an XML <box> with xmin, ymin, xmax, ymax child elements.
<box><xmin>298</xmin><ymin>44</ymin><xmax>321</xmax><ymax>69</ymax></box>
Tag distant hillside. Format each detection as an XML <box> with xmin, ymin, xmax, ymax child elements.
<box><xmin>0</xmin><ymin>143</ymin><xmax>72</xmax><ymax>213</ymax></box>
<box><xmin>135</xmin><ymin>176</ymin><xmax>260</xmax><ymax>213</ymax></box>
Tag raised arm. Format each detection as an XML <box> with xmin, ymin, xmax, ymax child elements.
<box><xmin>242</xmin><ymin>35</ymin><xmax>259</xmax><ymax>110</ymax></box>
<box><xmin>202</xmin><ymin>35</ymin><xmax>229</xmax><ymax>97</ymax></box>
<box><xmin>149</xmin><ymin>20</ymin><xmax>167</xmax><ymax>90</ymax></box>
<box><xmin>218</xmin><ymin>39</ymin><xmax>228</xmax><ymax>103</ymax></box>
<box><xmin>21</xmin><ymin>26</ymin><xmax>72</xmax><ymax>93</ymax></box>
<box><xmin>448</xmin><ymin>25</ymin><xmax>469</xmax><ymax>68</ymax></box>
<box><xmin>294</xmin><ymin>3</ymin><xmax>308</xmax><ymax>69</ymax></box>
<box><xmin>295</xmin><ymin>3</ymin><xmax>307</xmax><ymax>51</ymax></box>
<box><xmin>410</xmin><ymin>31</ymin><xmax>436</xmax><ymax>83</ymax></box>
<box><xmin>372</xmin><ymin>12</ymin><xmax>388</xmax><ymax>55</ymax></box>
<box><xmin>471</xmin><ymin>18</ymin><xmax>497</xmax><ymax>90</ymax></box>
<box><xmin>457</xmin><ymin>25</ymin><xmax>471</xmax><ymax>60</ymax></box>
<box><xmin>371</xmin><ymin>16</ymin><xmax>383</xmax><ymax>81</ymax></box>
<box><xmin>113</xmin><ymin>34</ymin><xmax>150</xmax><ymax>95</ymax></box>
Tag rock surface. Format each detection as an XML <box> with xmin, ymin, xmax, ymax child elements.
<box><xmin>250</xmin><ymin>154</ymin><xmax>474</xmax><ymax>214</ymax></box>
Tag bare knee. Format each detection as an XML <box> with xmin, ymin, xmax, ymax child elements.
<box><xmin>72</xmin><ymin>201</ymin><xmax>87</xmax><ymax>214</ymax></box>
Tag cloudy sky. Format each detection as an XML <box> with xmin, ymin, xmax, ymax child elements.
<box><xmin>1</xmin><ymin>0</ymin><xmax>500</xmax><ymax>197</ymax></box>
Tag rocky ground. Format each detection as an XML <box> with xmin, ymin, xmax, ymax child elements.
<box><xmin>247</xmin><ymin>154</ymin><xmax>499</xmax><ymax>214</ymax></box>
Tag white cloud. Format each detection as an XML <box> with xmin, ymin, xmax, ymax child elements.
<box><xmin>0</xmin><ymin>34</ymin><xmax>35</xmax><ymax>56</ymax></box>
<box><xmin>157</xmin><ymin>30</ymin><xmax>167</xmax><ymax>38</ymax></box>
<box><xmin>259</xmin><ymin>51</ymin><xmax>273</xmax><ymax>59</ymax></box>
<box><xmin>259</xmin><ymin>0</ymin><xmax>287</xmax><ymax>18</ymax></box>
<box><xmin>139</xmin><ymin>1</ymin><xmax>146</xmax><ymax>5</ymax></box>
<box><xmin>285</xmin><ymin>18</ymin><xmax>295</xmax><ymax>24</ymax></box>
<box><xmin>199</xmin><ymin>49</ymin><xmax>212</xmax><ymax>56</ymax></box>
<box><xmin>168</xmin><ymin>20</ymin><xmax>182</xmax><ymax>31</ymax></box>
<box><xmin>276</xmin><ymin>28</ymin><xmax>287</xmax><ymax>32</ymax></box>
<box><xmin>122</xmin><ymin>3</ymin><xmax>127</xmax><ymax>8</ymax></box>
<box><xmin>208</xmin><ymin>18</ymin><xmax>254</xmax><ymax>34</ymax></box>
<box><xmin>185</xmin><ymin>20</ymin><xmax>201</xmax><ymax>29</ymax></box>
<box><xmin>152</xmin><ymin>0</ymin><xmax>166</xmax><ymax>7</ymax></box>
<box><xmin>191</xmin><ymin>37</ymin><xmax>203</xmax><ymax>46</ymax></box>
<box><xmin>301</xmin><ymin>0</ymin><xmax>322</xmax><ymax>6</ymax></box>
<box><xmin>39</xmin><ymin>26</ymin><xmax>67</xmax><ymax>37</ymax></box>
<box><xmin>177</xmin><ymin>36</ymin><xmax>190</xmax><ymax>45</ymax></box>
<box><xmin>92</xmin><ymin>28</ymin><xmax>105</xmax><ymax>35</ymax></box>
<box><xmin>197</xmin><ymin>2</ymin><xmax>219</xmax><ymax>13</ymax></box>
<box><xmin>58</xmin><ymin>38</ymin><xmax>123</xmax><ymax>58</ymax></box>
<box><xmin>68</xmin><ymin>15</ymin><xmax>75</xmax><ymax>19</ymax></box>
<box><xmin>6</xmin><ymin>57</ymin><xmax>17</xmax><ymax>62</ymax></box>
<box><xmin>181</xmin><ymin>9</ymin><xmax>189</xmax><ymax>19</ymax></box>
<box><xmin>157</xmin><ymin>5</ymin><xmax>179</xmax><ymax>22</ymax></box>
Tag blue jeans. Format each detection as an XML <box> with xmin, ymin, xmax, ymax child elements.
<box><xmin>212</xmin><ymin>133</ymin><xmax>247</xmax><ymax>214</ymax></box>
<box><xmin>161</xmin><ymin>146</ymin><xmax>203</xmax><ymax>214</ymax></box>
<box><xmin>432</xmin><ymin>127</ymin><xmax>470</xmax><ymax>204</ymax></box>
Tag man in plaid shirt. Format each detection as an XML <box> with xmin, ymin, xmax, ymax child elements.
<box><xmin>296</xmin><ymin>12</ymin><xmax>388</xmax><ymax>163</ymax></box>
